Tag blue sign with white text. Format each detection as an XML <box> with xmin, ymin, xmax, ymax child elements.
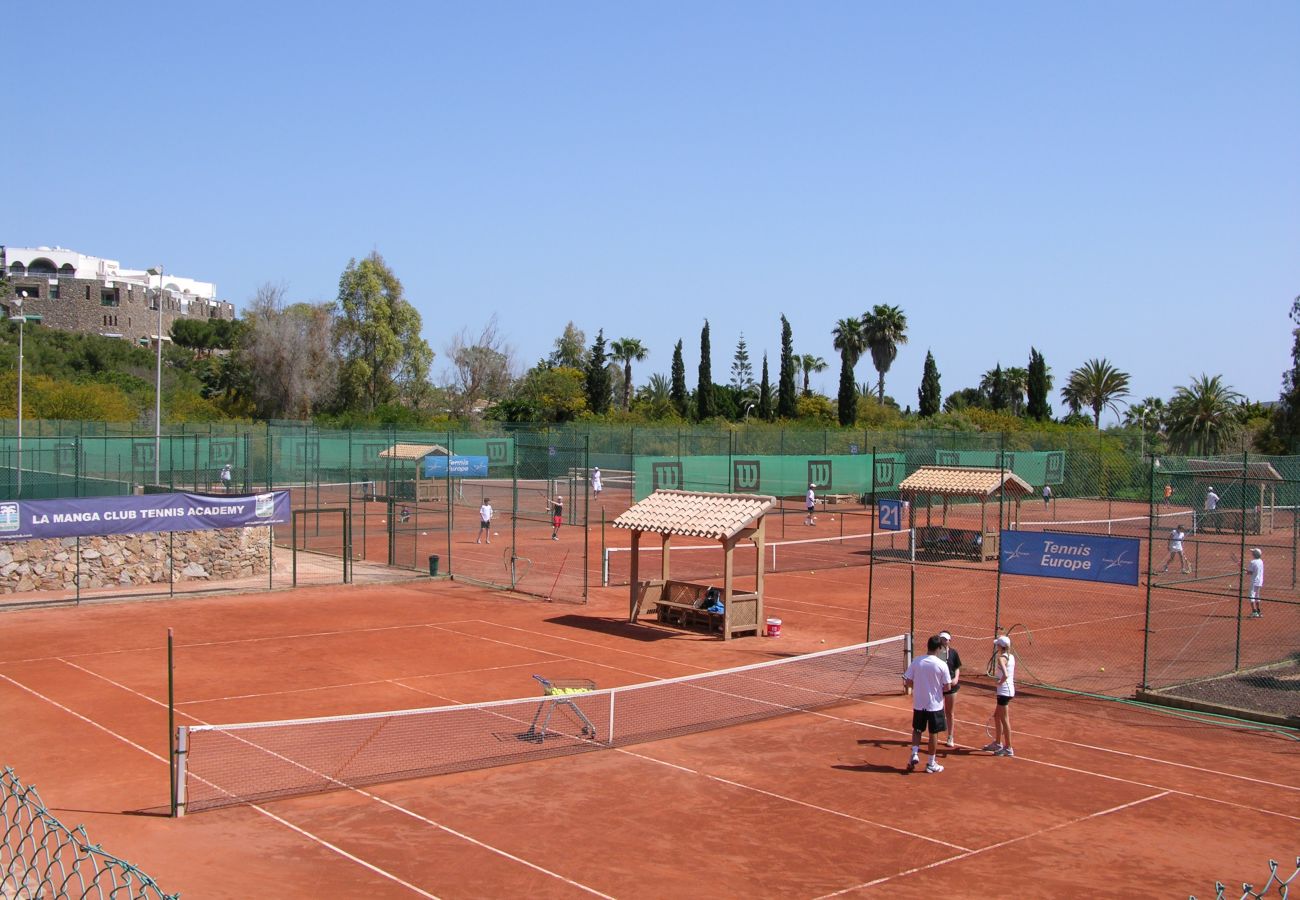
<box><xmin>0</xmin><ymin>491</ymin><xmax>290</xmax><ymax>542</ymax></box>
<box><xmin>998</xmin><ymin>530</ymin><xmax>1140</xmax><ymax>586</ymax></box>
<box><xmin>877</xmin><ymin>499</ymin><xmax>905</xmax><ymax>532</ymax></box>
<box><xmin>422</xmin><ymin>455</ymin><xmax>489</xmax><ymax>479</ymax></box>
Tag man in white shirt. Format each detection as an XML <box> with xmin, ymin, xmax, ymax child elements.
<box><xmin>805</xmin><ymin>483</ymin><xmax>816</xmax><ymax>526</ymax></box>
<box><xmin>591</xmin><ymin>467</ymin><xmax>602</xmax><ymax>498</ymax></box>
<box><xmin>1203</xmin><ymin>486</ymin><xmax>1220</xmax><ymax>532</ymax></box>
<box><xmin>902</xmin><ymin>634</ymin><xmax>953</xmax><ymax>774</ymax></box>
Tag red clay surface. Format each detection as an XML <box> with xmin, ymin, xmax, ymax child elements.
<box><xmin>2</xmin><ymin>566</ymin><xmax>1297</xmax><ymax>899</ymax></box>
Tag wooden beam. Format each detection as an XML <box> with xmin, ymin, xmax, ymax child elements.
<box><xmin>753</xmin><ymin>515</ymin><xmax>765</xmax><ymax>628</ymax></box>
<box><xmin>628</xmin><ymin>529</ymin><xmax>641</xmax><ymax>622</ymax></box>
<box><xmin>722</xmin><ymin>536</ymin><xmax>735</xmax><ymax>641</ymax></box>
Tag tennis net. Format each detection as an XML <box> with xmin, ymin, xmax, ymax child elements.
<box><xmin>176</xmin><ymin>634</ymin><xmax>908</xmax><ymax>813</ymax></box>
<box><xmin>1014</xmin><ymin>510</ymin><xmax>1193</xmax><ymax>538</ymax></box>
<box><xmin>603</xmin><ymin>528</ymin><xmax>915</xmax><ymax>586</ymax></box>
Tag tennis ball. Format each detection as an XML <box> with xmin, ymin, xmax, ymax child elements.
<box><xmin>1099</xmin><ymin>667</ymin><xmax>1106</xmax><ymax>672</ymax></box>
<box><xmin>494</xmin><ymin>531</ymin><xmax>499</xmax><ymax>535</ymax></box>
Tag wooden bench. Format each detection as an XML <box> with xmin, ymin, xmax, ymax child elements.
<box><xmin>917</xmin><ymin>525</ymin><xmax>998</xmax><ymax>561</ymax></box>
<box><xmin>656</xmin><ymin>598</ymin><xmax>725</xmax><ymax>633</ymax></box>
<box><xmin>643</xmin><ymin>581</ymin><xmax>762</xmax><ymax>639</ymax></box>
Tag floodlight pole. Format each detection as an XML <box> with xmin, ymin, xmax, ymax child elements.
<box><xmin>149</xmin><ymin>266</ymin><xmax>164</xmax><ymax>485</ymax></box>
<box><xmin>10</xmin><ymin>291</ymin><xmax>26</xmax><ymax>497</ymax></box>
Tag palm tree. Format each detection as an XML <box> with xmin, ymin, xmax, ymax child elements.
<box><xmin>1060</xmin><ymin>358</ymin><xmax>1131</xmax><ymax>427</ymax></box>
<box><xmin>862</xmin><ymin>304</ymin><xmax>908</xmax><ymax>403</ymax></box>
<box><xmin>1165</xmin><ymin>375</ymin><xmax>1243</xmax><ymax>455</ymax></box>
<box><xmin>1003</xmin><ymin>366</ymin><xmax>1029</xmax><ymax>415</ymax></box>
<box><xmin>798</xmin><ymin>354</ymin><xmax>828</xmax><ymax>396</ymax></box>
<box><xmin>609</xmin><ymin>337</ymin><xmax>648</xmax><ymax>410</ymax></box>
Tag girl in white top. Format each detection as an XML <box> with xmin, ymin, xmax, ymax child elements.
<box><xmin>1247</xmin><ymin>548</ymin><xmax>1264</xmax><ymax>617</ymax></box>
<box><xmin>1160</xmin><ymin>526</ymin><xmax>1189</xmax><ymax>575</ymax></box>
<box><xmin>476</xmin><ymin>499</ymin><xmax>493</xmax><ymax>544</ymax></box>
<box><xmin>985</xmin><ymin>635</ymin><xmax>1016</xmax><ymax>757</ymax></box>
<box><xmin>591</xmin><ymin>467</ymin><xmax>602</xmax><ymax>497</ymax></box>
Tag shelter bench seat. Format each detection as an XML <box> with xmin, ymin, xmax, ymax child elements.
<box><xmin>655</xmin><ymin>581</ymin><xmax>723</xmax><ymax>633</ymax></box>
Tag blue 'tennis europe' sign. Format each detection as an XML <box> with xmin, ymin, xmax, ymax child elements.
<box><xmin>998</xmin><ymin>530</ymin><xmax>1140</xmax><ymax>586</ymax></box>
<box><xmin>422</xmin><ymin>455</ymin><xmax>489</xmax><ymax>479</ymax></box>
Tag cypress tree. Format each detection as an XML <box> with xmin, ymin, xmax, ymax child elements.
<box><xmin>696</xmin><ymin>320</ymin><xmax>715</xmax><ymax>420</ymax></box>
<box><xmin>584</xmin><ymin>329</ymin><xmax>611</xmax><ymax>414</ymax></box>
<box><xmin>1027</xmin><ymin>347</ymin><xmax>1051</xmax><ymax>421</ymax></box>
<box><xmin>918</xmin><ymin>350</ymin><xmax>941</xmax><ymax>417</ymax></box>
<box><xmin>758</xmin><ymin>354</ymin><xmax>773</xmax><ymax>420</ymax></box>
<box><xmin>670</xmin><ymin>339</ymin><xmax>688</xmax><ymax>417</ymax></box>
<box><xmin>777</xmin><ymin>315</ymin><xmax>797</xmax><ymax>418</ymax></box>
<box><xmin>837</xmin><ymin>355</ymin><xmax>856</xmax><ymax>426</ymax></box>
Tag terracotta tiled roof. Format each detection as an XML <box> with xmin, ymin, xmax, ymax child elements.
<box><xmin>1185</xmin><ymin>459</ymin><xmax>1283</xmax><ymax>481</ymax></box>
<box><xmin>378</xmin><ymin>443</ymin><xmax>449</xmax><ymax>460</ymax></box>
<box><xmin>899</xmin><ymin>466</ymin><xmax>1034</xmax><ymax>498</ymax></box>
<box><xmin>613</xmin><ymin>490</ymin><xmax>776</xmax><ymax>539</ymax></box>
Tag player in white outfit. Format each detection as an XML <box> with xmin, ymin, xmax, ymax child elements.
<box><xmin>903</xmin><ymin>634</ymin><xmax>953</xmax><ymax>774</ymax></box>
<box><xmin>1247</xmin><ymin>548</ymin><xmax>1264</xmax><ymax>617</ymax></box>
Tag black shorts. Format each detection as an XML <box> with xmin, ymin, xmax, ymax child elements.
<box><xmin>912</xmin><ymin>709</ymin><xmax>947</xmax><ymax>734</ymax></box>
<box><xmin>997</xmin><ymin>695</ymin><xmax>1013</xmax><ymax>707</ymax></box>
<box><xmin>480</xmin><ymin>521</ymin><xmax>491</xmax><ymax>529</ymax></box>
<box><xmin>944</xmin><ymin>684</ymin><xmax>959</xmax><ymax>695</ymax></box>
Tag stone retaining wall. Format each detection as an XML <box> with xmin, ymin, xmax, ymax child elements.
<box><xmin>0</xmin><ymin>529</ymin><xmax>272</xmax><ymax>593</ymax></box>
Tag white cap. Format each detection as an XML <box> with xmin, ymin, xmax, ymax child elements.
<box><xmin>938</xmin><ymin>631</ymin><xmax>952</xmax><ymax>641</ymax></box>
<box><xmin>995</xmin><ymin>635</ymin><xmax>1011</xmax><ymax>648</ymax></box>
<box><xmin>1252</xmin><ymin>548</ymin><xmax>1262</xmax><ymax>558</ymax></box>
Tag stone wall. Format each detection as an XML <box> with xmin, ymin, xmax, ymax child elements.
<box><xmin>0</xmin><ymin>528</ymin><xmax>271</xmax><ymax>594</ymax></box>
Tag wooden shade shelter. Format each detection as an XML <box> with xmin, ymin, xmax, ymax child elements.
<box><xmin>1184</xmin><ymin>458</ymin><xmax>1285</xmax><ymax>534</ymax></box>
<box><xmin>613</xmin><ymin>489</ymin><xmax>775</xmax><ymax>640</ymax></box>
<box><xmin>378</xmin><ymin>443</ymin><xmax>449</xmax><ymax>501</ymax></box>
<box><xmin>898</xmin><ymin>466</ymin><xmax>1034</xmax><ymax>561</ymax></box>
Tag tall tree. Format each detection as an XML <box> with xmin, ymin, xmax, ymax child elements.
<box><xmin>584</xmin><ymin>329</ymin><xmax>612</xmax><ymax>414</ymax></box>
<box><xmin>758</xmin><ymin>354</ymin><xmax>773</xmax><ymax>421</ymax></box>
<box><xmin>1003</xmin><ymin>366</ymin><xmax>1029</xmax><ymax>415</ymax></box>
<box><xmin>832</xmin><ymin>316</ymin><xmax>865</xmax><ymax>427</ymax></box>
<box><xmin>610</xmin><ymin>337</ymin><xmax>648</xmax><ymax>410</ymax></box>
<box><xmin>1060</xmin><ymin>358</ymin><xmax>1131</xmax><ymax>427</ymax></box>
<box><xmin>1026</xmin><ymin>347</ymin><xmax>1052</xmax><ymax>421</ymax></box>
<box><xmin>334</xmin><ymin>252</ymin><xmax>433</xmax><ymax>414</ymax></box>
<box><xmin>918</xmin><ymin>350</ymin><xmax>941</xmax><ymax>417</ymax></box>
<box><xmin>982</xmin><ymin>365</ymin><xmax>1009</xmax><ymax>411</ymax></box>
<box><xmin>777</xmin><ymin>315</ymin><xmax>797</xmax><ymax>418</ymax></box>
<box><xmin>1272</xmin><ymin>297</ymin><xmax>1300</xmax><ymax>452</ymax></box>
<box><xmin>730</xmin><ymin>333</ymin><xmax>755</xmax><ymax>393</ymax></box>
<box><xmin>1166</xmin><ymin>375</ymin><xmax>1243</xmax><ymax>455</ymax></box>
<box><xmin>444</xmin><ymin>316</ymin><xmax>514</xmax><ymax>420</ymax></box>
<box><xmin>243</xmin><ymin>283</ymin><xmax>335</xmax><ymax>419</ymax></box>
<box><xmin>670</xmin><ymin>339</ymin><xmax>688</xmax><ymax>417</ymax></box>
<box><xmin>696</xmin><ymin>320</ymin><xmax>715</xmax><ymax>420</ymax></box>
<box><xmin>798</xmin><ymin>354</ymin><xmax>828</xmax><ymax>396</ymax></box>
<box><xmin>550</xmin><ymin>322</ymin><xmax>587</xmax><ymax>369</ymax></box>
<box><xmin>862</xmin><ymin>304</ymin><xmax>908</xmax><ymax>403</ymax></box>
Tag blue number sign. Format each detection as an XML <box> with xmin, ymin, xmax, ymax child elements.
<box><xmin>878</xmin><ymin>498</ymin><xmax>904</xmax><ymax>532</ymax></box>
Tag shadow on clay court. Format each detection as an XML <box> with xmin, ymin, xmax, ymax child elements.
<box><xmin>545</xmin><ymin>614</ymin><xmax>684</xmax><ymax>642</ymax></box>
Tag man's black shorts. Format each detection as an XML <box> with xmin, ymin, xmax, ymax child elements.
<box><xmin>912</xmin><ymin>709</ymin><xmax>947</xmax><ymax>734</ymax></box>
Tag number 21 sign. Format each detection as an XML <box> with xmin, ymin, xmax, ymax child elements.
<box><xmin>877</xmin><ymin>498</ymin><xmax>905</xmax><ymax>531</ymax></box>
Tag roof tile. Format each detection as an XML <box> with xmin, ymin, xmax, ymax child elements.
<box><xmin>613</xmin><ymin>490</ymin><xmax>776</xmax><ymax>539</ymax></box>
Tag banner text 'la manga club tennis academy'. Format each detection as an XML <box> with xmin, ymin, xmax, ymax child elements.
<box><xmin>998</xmin><ymin>530</ymin><xmax>1140</xmax><ymax>586</ymax></box>
<box><xmin>0</xmin><ymin>492</ymin><xmax>291</xmax><ymax>542</ymax></box>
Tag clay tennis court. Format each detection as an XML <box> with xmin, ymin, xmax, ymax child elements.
<box><xmin>2</xmin><ymin>565</ymin><xmax>1296</xmax><ymax>898</ymax></box>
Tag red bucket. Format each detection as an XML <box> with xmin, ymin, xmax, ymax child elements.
<box><xmin>766</xmin><ymin>617</ymin><xmax>782</xmax><ymax>637</ymax></box>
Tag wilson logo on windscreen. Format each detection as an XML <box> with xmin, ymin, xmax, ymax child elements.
<box><xmin>808</xmin><ymin>460</ymin><xmax>832</xmax><ymax>489</ymax></box>
<box><xmin>874</xmin><ymin>458</ymin><xmax>896</xmax><ymax>488</ymax></box>
<box><xmin>733</xmin><ymin>460</ymin><xmax>761</xmax><ymax>491</ymax></box>
<box><xmin>486</xmin><ymin>440</ymin><xmax>508</xmax><ymax>463</ymax></box>
<box><xmin>652</xmin><ymin>462</ymin><xmax>683</xmax><ymax>491</ymax></box>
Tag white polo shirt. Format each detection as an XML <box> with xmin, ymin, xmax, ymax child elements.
<box><xmin>904</xmin><ymin>654</ymin><xmax>951</xmax><ymax>712</ymax></box>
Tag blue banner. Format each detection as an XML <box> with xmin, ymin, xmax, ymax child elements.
<box><xmin>0</xmin><ymin>492</ymin><xmax>291</xmax><ymax>542</ymax></box>
<box><xmin>422</xmin><ymin>455</ymin><xmax>489</xmax><ymax>479</ymax></box>
<box><xmin>998</xmin><ymin>530</ymin><xmax>1140</xmax><ymax>586</ymax></box>
<box><xmin>877</xmin><ymin>499</ymin><xmax>905</xmax><ymax>531</ymax></box>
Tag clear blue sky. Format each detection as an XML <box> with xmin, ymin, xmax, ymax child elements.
<box><xmin>8</xmin><ymin>1</ymin><xmax>1298</xmax><ymax>423</ymax></box>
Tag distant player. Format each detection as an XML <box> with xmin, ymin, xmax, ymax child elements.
<box><xmin>1246</xmin><ymin>548</ymin><xmax>1264</xmax><ymax>617</ymax></box>
<box><xmin>591</xmin><ymin>467</ymin><xmax>603</xmax><ymax>498</ymax></box>
<box><xmin>805</xmin><ymin>483</ymin><xmax>816</xmax><ymax>526</ymax></box>
<box><xmin>477</xmin><ymin>498</ymin><xmax>493</xmax><ymax>544</ymax></box>
<box><xmin>551</xmin><ymin>495</ymin><xmax>564</xmax><ymax>540</ymax></box>
<box><xmin>903</xmin><ymin>634</ymin><xmax>952</xmax><ymax>774</ymax></box>
<box><xmin>1203</xmin><ymin>486</ymin><xmax>1220</xmax><ymax>532</ymax></box>
<box><xmin>1159</xmin><ymin>525</ymin><xmax>1189</xmax><ymax>575</ymax></box>
<box><xmin>219</xmin><ymin>463</ymin><xmax>232</xmax><ymax>493</ymax></box>
<box><xmin>1163</xmin><ymin>483</ymin><xmax>1173</xmax><ymax>506</ymax></box>
<box><xmin>1041</xmin><ymin>484</ymin><xmax>1052</xmax><ymax>509</ymax></box>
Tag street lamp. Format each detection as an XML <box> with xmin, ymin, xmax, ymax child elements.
<box><xmin>147</xmin><ymin>266</ymin><xmax>164</xmax><ymax>485</ymax></box>
<box><xmin>9</xmin><ymin>291</ymin><xmax>26</xmax><ymax>497</ymax></box>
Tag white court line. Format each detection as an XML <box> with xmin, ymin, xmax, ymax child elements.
<box><xmin>7</xmin><ymin>662</ymin><xmax>612</xmax><ymax>899</ymax></box>
<box><xmin>814</xmin><ymin>792</ymin><xmax>1172</xmax><ymax>897</ymax></box>
<box><xmin>2</xmin><ymin>618</ymin><xmax>489</xmax><ymax>666</ymax></box>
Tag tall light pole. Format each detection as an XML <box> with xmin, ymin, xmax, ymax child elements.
<box><xmin>9</xmin><ymin>291</ymin><xmax>26</xmax><ymax>497</ymax></box>
<box><xmin>147</xmin><ymin>266</ymin><xmax>164</xmax><ymax>485</ymax></box>
<box><xmin>743</xmin><ymin>401</ymin><xmax>756</xmax><ymax>423</ymax></box>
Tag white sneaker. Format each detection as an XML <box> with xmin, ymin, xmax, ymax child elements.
<box><xmin>995</xmin><ymin>747</ymin><xmax>1015</xmax><ymax>757</ymax></box>
<box><xmin>945</xmin><ymin>736</ymin><xmax>956</xmax><ymax>748</ymax></box>
<box><xmin>907</xmin><ymin>754</ymin><xmax>919</xmax><ymax>771</ymax></box>
<box><xmin>982</xmin><ymin>742</ymin><xmax>1002</xmax><ymax>752</ymax></box>
<box><xmin>925</xmin><ymin>761</ymin><xmax>944</xmax><ymax>774</ymax></box>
